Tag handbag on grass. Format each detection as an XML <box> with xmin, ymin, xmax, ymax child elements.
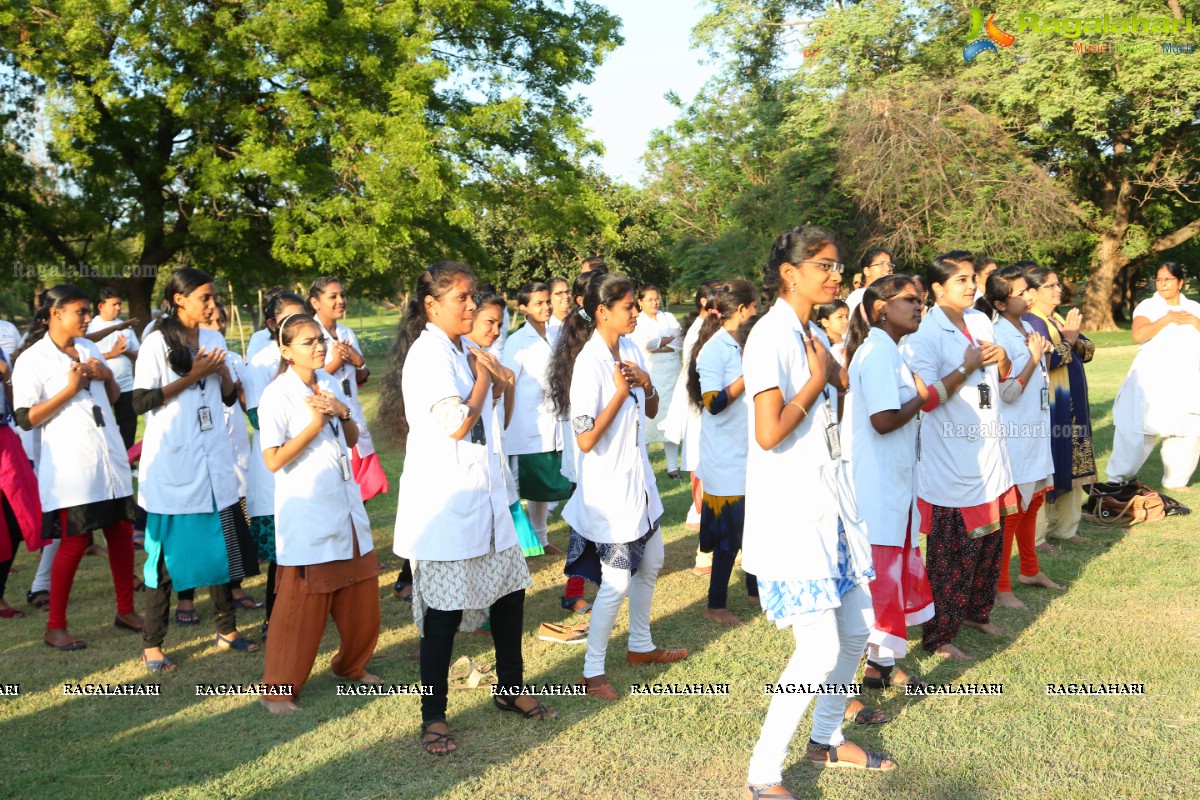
<box><xmin>1082</xmin><ymin>480</ymin><xmax>1189</xmax><ymax>526</ymax></box>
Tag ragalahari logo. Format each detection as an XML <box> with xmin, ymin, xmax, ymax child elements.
<box><xmin>963</xmin><ymin>8</ymin><xmax>1016</xmax><ymax>62</ymax></box>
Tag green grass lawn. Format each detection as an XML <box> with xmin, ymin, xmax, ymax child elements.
<box><xmin>1</xmin><ymin>333</ymin><xmax>1197</xmax><ymax>799</ymax></box>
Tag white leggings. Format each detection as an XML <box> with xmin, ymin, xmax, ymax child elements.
<box><xmin>583</xmin><ymin>529</ymin><xmax>665</xmax><ymax>678</ymax></box>
<box><xmin>746</xmin><ymin>586</ymin><xmax>873</xmax><ymax>786</ymax></box>
<box><xmin>1107</xmin><ymin>426</ymin><xmax>1200</xmax><ymax>489</ymax></box>
<box><xmin>30</xmin><ymin>540</ymin><xmax>59</xmax><ymax>594</ymax></box>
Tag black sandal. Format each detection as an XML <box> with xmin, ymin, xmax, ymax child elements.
<box><xmin>807</xmin><ymin>740</ymin><xmax>897</xmax><ymax>771</ymax></box>
<box><xmin>26</xmin><ymin>590</ymin><xmax>50</xmax><ymax>611</ymax></box>
<box><xmin>843</xmin><ymin>698</ymin><xmax>889</xmax><ymax>725</ymax></box>
<box><xmin>420</xmin><ymin>721</ymin><xmax>457</xmax><ymax>755</ymax></box>
<box><xmin>863</xmin><ymin>659</ymin><xmax>928</xmax><ymax>690</ymax></box>
<box><xmin>493</xmin><ymin>695</ymin><xmax>557</xmax><ymax>720</ymax></box>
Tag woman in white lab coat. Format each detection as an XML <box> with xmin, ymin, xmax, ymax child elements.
<box><xmin>901</xmin><ymin>251</ymin><xmax>1015</xmax><ymax>662</ymax></box>
<box><xmin>741</xmin><ymin>227</ymin><xmax>890</xmax><ymax>800</ymax></box>
<box><xmin>548</xmin><ymin>271</ymin><xmax>687</xmax><ymax>702</ymax></box>
<box><xmin>257</xmin><ymin>313</ymin><xmax>380</xmax><ymax>713</ymax></box>
<box><xmin>383</xmin><ymin>262</ymin><xmax>552</xmax><ymax>756</ymax></box>
<box><xmin>132</xmin><ymin>268</ymin><xmax>260</xmax><ymax>672</ymax></box>
<box><xmin>308</xmin><ymin>277</ymin><xmax>388</xmax><ymax>501</ymax></box>
<box><xmin>1108</xmin><ymin>261</ymin><xmax>1200</xmax><ymax>488</ymax></box>
<box><xmin>17</xmin><ymin>287</ymin><xmax>137</xmax><ymax>648</ymax></box>
<box><xmin>242</xmin><ymin>292</ymin><xmax>308</xmax><ymax>636</ymax></box>
<box><xmin>839</xmin><ymin>274</ymin><xmax>933</xmax><ymax>691</ymax></box>
<box><xmin>502</xmin><ymin>281</ymin><xmax>570</xmax><ymax>554</ymax></box>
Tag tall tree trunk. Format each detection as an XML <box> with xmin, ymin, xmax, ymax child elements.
<box><xmin>1082</xmin><ymin>232</ymin><xmax>1125</xmax><ymax>331</ymax></box>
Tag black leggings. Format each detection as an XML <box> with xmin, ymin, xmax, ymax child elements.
<box><xmin>708</xmin><ymin>549</ymin><xmax>758</xmax><ymax>610</ymax></box>
<box><xmin>420</xmin><ymin>589</ymin><xmax>525</xmax><ymax>723</ymax></box>
<box><xmin>143</xmin><ymin>553</ymin><xmax>236</xmax><ymax>648</ymax></box>
<box><xmin>0</xmin><ymin>495</ymin><xmax>22</xmax><ymax>600</ymax></box>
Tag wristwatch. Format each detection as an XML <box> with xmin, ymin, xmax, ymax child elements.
<box><xmin>956</xmin><ymin>365</ymin><xmax>969</xmax><ymax>378</ymax></box>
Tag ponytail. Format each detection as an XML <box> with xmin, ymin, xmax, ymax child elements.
<box><xmin>377</xmin><ymin>262</ymin><xmax>475</xmax><ymax>448</ymax></box>
<box><xmin>17</xmin><ymin>284</ymin><xmax>92</xmax><ymax>360</ymax></box>
<box><xmin>157</xmin><ymin>268</ymin><xmax>214</xmax><ymax>375</ymax></box>
<box><xmin>844</xmin><ymin>274</ymin><xmax>916</xmax><ymax>365</ymax></box>
<box><xmin>686</xmin><ymin>279</ymin><xmax>757</xmax><ymax>410</ymax></box>
<box><xmin>547</xmin><ymin>272</ymin><xmax>634</xmax><ymax>417</ymax></box>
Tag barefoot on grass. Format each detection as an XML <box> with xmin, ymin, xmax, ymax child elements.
<box><xmin>962</xmin><ymin>620</ymin><xmax>1007</xmax><ymax>636</ymax></box>
<box><xmin>934</xmin><ymin>643</ymin><xmax>973</xmax><ymax>661</ymax></box>
<box><xmin>703</xmin><ymin>608</ymin><xmax>743</xmax><ymax>626</ymax></box>
<box><xmin>260</xmin><ymin>695</ymin><xmax>301</xmax><ymax>714</ymax></box>
<box><xmin>1018</xmin><ymin>571</ymin><xmax>1064</xmax><ymax>590</ymax></box>
<box><xmin>994</xmin><ymin>591</ymin><xmax>1028</xmax><ymax>610</ymax></box>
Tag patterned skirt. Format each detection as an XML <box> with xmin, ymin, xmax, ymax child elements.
<box><xmin>757</xmin><ymin>522</ymin><xmax>874</xmax><ymax>630</ymax></box>
<box><xmin>250</xmin><ymin>515</ymin><xmax>276</xmax><ymax>563</ymax></box>
<box><xmin>564</xmin><ymin>523</ymin><xmax>659</xmax><ymax>586</ymax></box>
<box><xmin>411</xmin><ymin>543</ymin><xmax>531</xmax><ymax>636</ymax></box>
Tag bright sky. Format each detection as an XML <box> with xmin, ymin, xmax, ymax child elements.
<box><xmin>577</xmin><ymin>0</ymin><xmax>720</xmax><ymax>186</ymax></box>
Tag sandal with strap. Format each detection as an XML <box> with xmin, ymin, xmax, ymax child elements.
<box><xmin>141</xmin><ymin>651</ymin><xmax>178</xmax><ymax>673</ymax></box>
<box><xmin>420</xmin><ymin>721</ymin><xmax>457</xmax><ymax>755</ymax></box>
<box><xmin>744</xmin><ymin>784</ymin><xmax>799</xmax><ymax>800</ymax></box>
<box><xmin>863</xmin><ymin>660</ymin><xmax>928</xmax><ymax>691</ymax></box>
<box><xmin>843</xmin><ymin>697</ymin><xmax>889</xmax><ymax>725</ymax></box>
<box><xmin>215</xmin><ymin>633</ymin><xmax>261</xmax><ymax>653</ymax></box>
<box><xmin>175</xmin><ymin>607</ymin><xmax>199</xmax><ymax>626</ymax></box>
<box><xmin>26</xmin><ymin>590</ymin><xmax>50</xmax><ymax>611</ymax></box>
<box><xmin>493</xmin><ymin>695</ymin><xmax>557</xmax><ymax>719</ymax></box>
<box><xmin>806</xmin><ymin>740</ymin><xmax>897</xmax><ymax>771</ymax></box>
<box><xmin>232</xmin><ymin>594</ymin><xmax>264</xmax><ymax>610</ymax></box>
<box><xmin>447</xmin><ymin>656</ymin><xmax>497</xmax><ymax>690</ymax></box>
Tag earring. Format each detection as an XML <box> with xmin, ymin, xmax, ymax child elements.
<box><xmin>881</xmin><ymin>314</ymin><xmax>887</xmax><ymax>323</ymax></box>
<box><xmin>936</xmin><ymin>292</ymin><xmax>943</xmax><ymax>298</ymax></box>
<box><xmin>790</xmin><ymin>282</ymin><xmax>796</xmax><ymax>292</ymax></box>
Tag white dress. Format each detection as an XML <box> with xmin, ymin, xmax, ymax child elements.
<box><xmin>1111</xmin><ymin>292</ymin><xmax>1200</xmax><ymax>438</ymax></box>
<box><xmin>629</xmin><ymin>311</ymin><xmax>682</xmax><ymax>444</ymax></box>
<box><xmin>660</xmin><ymin>316</ymin><xmax>704</xmax><ymax>470</ymax></box>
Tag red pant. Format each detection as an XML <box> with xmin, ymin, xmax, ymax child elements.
<box><xmin>997</xmin><ymin>492</ymin><xmax>1045</xmax><ymax>593</ymax></box>
<box><xmin>47</xmin><ymin>518</ymin><xmax>135</xmax><ymax>631</ymax></box>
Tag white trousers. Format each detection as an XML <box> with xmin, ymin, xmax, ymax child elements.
<box><xmin>1107</xmin><ymin>426</ymin><xmax>1200</xmax><ymax>489</ymax></box>
<box><xmin>30</xmin><ymin>540</ymin><xmax>59</xmax><ymax>594</ymax></box>
<box><xmin>583</xmin><ymin>529</ymin><xmax>665</xmax><ymax>678</ymax></box>
<box><xmin>1044</xmin><ymin>486</ymin><xmax>1084</xmax><ymax>541</ymax></box>
<box><xmin>746</xmin><ymin>586</ymin><xmax>873</xmax><ymax>786</ymax></box>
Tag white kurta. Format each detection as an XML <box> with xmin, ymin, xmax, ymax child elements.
<box><xmin>629</xmin><ymin>310</ymin><xmax>682</xmax><ymax>444</ymax></box>
<box><xmin>134</xmin><ymin>328</ymin><xmax>240</xmax><ymax>515</ymax></box>
<box><xmin>1111</xmin><ymin>292</ymin><xmax>1200</xmax><ymax>438</ymax></box>
<box><xmin>900</xmin><ymin>306</ymin><xmax>1014</xmax><ymax>508</ymax></box>
<box><xmin>561</xmin><ymin>332</ymin><xmax>663</xmax><ymax>544</ymax></box>
<box><xmin>257</xmin><ymin>369</ymin><xmax>373</xmax><ymax>566</ymax></box>
<box><xmin>12</xmin><ymin>336</ymin><xmax>133</xmax><ymax>511</ymax></box>
<box><xmin>393</xmin><ymin>324</ymin><xmax>516</xmax><ymax>561</ymax></box>
<box><xmin>316</xmin><ymin>319</ymin><xmax>377</xmax><ymax>458</ymax></box>
<box><xmin>838</xmin><ymin>327</ymin><xmax>920</xmax><ymax>547</ymax></box>
<box><xmin>992</xmin><ymin>317</ymin><xmax>1054</xmax><ymax>503</ymax></box>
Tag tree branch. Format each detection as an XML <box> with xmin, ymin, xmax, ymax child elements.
<box><xmin>1149</xmin><ymin>217</ymin><xmax>1200</xmax><ymax>253</ymax></box>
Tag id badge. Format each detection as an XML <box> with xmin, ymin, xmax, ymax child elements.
<box><xmin>198</xmin><ymin>405</ymin><xmax>214</xmax><ymax>431</ymax></box>
<box><xmin>339</xmin><ymin>453</ymin><xmax>352</xmax><ymax>482</ymax></box>
<box><xmin>824</xmin><ymin>422</ymin><xmax>842</xmax><ymax>460</ymax></box>
<box><xmin>1041</xmin><ymin>387</ymin><xmax>1050</xmax><ymax>411</ymax></box>
<box><xmin>341</xmin><ymin>377</ymin><xmax>351</xmax><ymax>398</ymax></box>
<box><xmin>92</xmin><ymin>405</ymin><xmax>105</xmax><ymax>427</ymax></box>
<box><xmin>977</xmin><ymin>382</ymin><xmax>992</xmax><ymax>410</ymax></box>
<box><xmin>470</xmin><ymin>417</ymin><xmax>487</xmax><ymax>446</ymax></box>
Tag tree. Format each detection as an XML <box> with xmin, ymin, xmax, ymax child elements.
<box><xmin>0</xmin><ymin>0</ymin><xmax>622</xmax><ymax>318</ymax></box>
<box><xmin>649</xmin><ymin>0</ymin><xmax>1200</xmax><ymax>328</ymax></box>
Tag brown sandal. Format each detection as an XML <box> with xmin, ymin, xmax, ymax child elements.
<box><xmin>843</xmin><ymin>698</ymin><xmax>889</xmax><ymax>724</ymax></box>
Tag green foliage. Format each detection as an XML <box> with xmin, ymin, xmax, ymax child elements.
<box><xmin>0</xmin><ymin>0</ymin><xmax>622</xmax><ymax>314</ymax></box>
<box><xmin>644</xmin><ymin>0</ymin><xmax>1200</xmax><ymax>325</ymax></box>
